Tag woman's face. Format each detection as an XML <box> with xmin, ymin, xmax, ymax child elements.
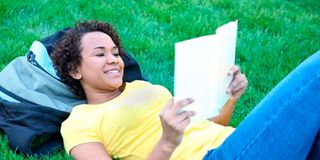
<box><xmin>72</xmin><ymin>31</ymin><xmax>124</xmax><ymax>93</ymax></box>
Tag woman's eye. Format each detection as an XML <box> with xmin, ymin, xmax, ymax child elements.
<box><xmin>96</xmin><ymin>53</ymin><xmax>105</xmax><ymax>57</ymax></box>
<box><xmin>113</xmin><ymin>53</ymin><xmax>120</xmax><ymax>57</ymax></box>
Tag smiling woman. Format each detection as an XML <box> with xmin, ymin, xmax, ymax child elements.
<box><xmin>51</xmin><ymin>20</ymin><xmax>247</xmax><ymax>159</ymax></box>
<box><xmin>1</xmin><ymin>0</ymin><xmax>319</xmax><ymax>159</ymax></box>
<box><xmin>51</xmin><ymin>22</ymin><xmax>125</xmax><ymax>99</ymax></box>
<box><xmin>50</xmin><ymin>20</ymin><xmax>319</xmax><ymax>160</ymax></box>
<box><xmin>69</xmin><ymin>32</ymin><xmax>125</xmax><ymax>104</ymax></box>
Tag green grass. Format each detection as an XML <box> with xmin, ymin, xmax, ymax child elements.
<box><xmin>0</xmin><ymin>0</ymin><xmax>319</xmax><ymax>159</ymax></box>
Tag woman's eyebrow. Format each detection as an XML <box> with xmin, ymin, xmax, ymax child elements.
<box><xmin>93</xmin><ymin>46</ymin><xmax>106</xmax><ymax>50</ymax></box>
<box><xmin>111</xmin><ymin>46</ymin><xmax>118</xmax><ymax>50</ymax></box>
<box><xmin>93</xmin><ymin>46</ymin><xmax>118</xmax><ymax>51</ymax></box>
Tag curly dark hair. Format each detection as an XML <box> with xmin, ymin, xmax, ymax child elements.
<box><xmin>51</xmin><ymin>20</ymin><xmax>124</xmax><ymax>98</ymax></box>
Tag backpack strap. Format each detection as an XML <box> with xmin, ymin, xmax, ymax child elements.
<box><xmin>0</xmin><ymin>86</ymin><xmax>34</xmax><ymax>104</ymax></box>
<box><xmin>41</xmin><ymin>28</ymin><xmax>71</xmax><ymax>56</ymax></box>
<box><xmin>27</xmin><ymin>41</ymin><xmax>60</xmax><ymax>79</ymax></box>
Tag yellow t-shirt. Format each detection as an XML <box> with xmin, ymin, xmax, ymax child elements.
<box><xmin>61</xmin><ymin>80</ymin><xmax>234</xmax><ymax>159</ymax></box>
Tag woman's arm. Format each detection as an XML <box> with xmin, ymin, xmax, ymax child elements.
<box><xmin>209</xmin><ymin>98</ymin><xmax>237</xmax><ymax>126</ymax></box>
<box><xmin>70</xmin><ymin>142</ymin><xmax>112</xmax><ymax>160</ymax></box>
<box><xmin>209</xmin><ymin>65</ymin><xmax>248</xmax><ymax>126</ymax></box>
<box><xmin>70</xmin><ymin>138</ymin><xmax>177</xmax><ymax>160</ymax></box>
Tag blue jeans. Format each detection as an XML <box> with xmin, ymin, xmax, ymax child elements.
<box><xmin>203</xmin><ymin>51</ymin><xmax>320</xmax><ymax>160</ymax></box>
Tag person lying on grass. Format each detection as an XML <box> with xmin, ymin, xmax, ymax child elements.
<box><xmin>51</xmin><ymin>20</ymin><xmax>319</xmax><ymax>160</ymax></box>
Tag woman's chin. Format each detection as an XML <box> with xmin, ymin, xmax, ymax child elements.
<box><xmin>112</xmin><ymin>80</ymin><xmax>124</xmax><ymax>90</ymax></box>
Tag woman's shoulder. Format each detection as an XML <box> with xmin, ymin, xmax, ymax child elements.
<box><xmin>127</xmin><ymin>80</ymin><xmax>171</xmax><ymax>95</ymax></box>
<box><xmin>127</xmin><ymin>80</ymin><xmax>152</xmax><ymax>87</ymax></box>
<box><xmin>65</xmin><ymin>104</ymin><xmax>102</xmax><ymax>124</ymax></box>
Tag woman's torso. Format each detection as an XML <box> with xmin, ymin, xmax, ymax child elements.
<box><xmin>61</xmin><ymin>80</ymin><xmax>234</xmax><ymax>159</ymax></box>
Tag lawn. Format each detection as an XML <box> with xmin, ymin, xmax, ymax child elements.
<box><xmin>0</xmin><ymin>0</ymin><xmax>319</xmax><ymax>159</ymax></box>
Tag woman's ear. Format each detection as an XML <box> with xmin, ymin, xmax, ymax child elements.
<box><xmin>69</xmin><ymin>69</ymin><xmax>82</xmax><ymax>80</ymax></box>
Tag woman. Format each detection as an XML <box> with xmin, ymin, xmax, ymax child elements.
<box><xmin>52</xmin><ymin>20</ymin><xmax>319</xmax><ymax>159</ymax></box>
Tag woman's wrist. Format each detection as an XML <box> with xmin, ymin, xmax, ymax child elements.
<box><xmin>229</xmin><ymin>96</ymin><xmax>238</xmax><ymax>104</ymax></box>
<box><xmin>158</xmin><ymin>137</ymin><xmax>179</xmax><ymax>154</ymax></box>
<box><xmin>147</xmin><ymin>137</ymin><xmax>178</xmax><ymax>160</ymax></box>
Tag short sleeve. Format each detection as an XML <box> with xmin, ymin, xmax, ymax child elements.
<box><xmin>60</xmin><ymin>108</ymin><xmax>100</xmax><ymax>154</ymax></box>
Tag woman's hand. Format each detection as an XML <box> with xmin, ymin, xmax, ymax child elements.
<box><xmin>147</xmin><ymin>98</ymin><xmax>195</xmax><ymax>160</ymax></box>
<box><xmin>227</xmin><ymin>65</ymin><xmax>248</xmax><ymax>101</ymax></box>
<box><xmin>209</xmin><ymin>66</ymin><xmax>247</xmax><ymax>125</ymax></box>
<box><xmin>159</xmin><ymin>98</ymin><xmax>196</xmax><ymax>151</ymax></box>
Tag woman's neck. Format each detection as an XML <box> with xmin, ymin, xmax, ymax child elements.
<box><xmin>85</xmin><ymin>88</ymin><xmax>123</xmax><ymax>104</ymax></box>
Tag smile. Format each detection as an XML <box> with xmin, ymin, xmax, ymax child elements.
<box><xmin>105</xmin><ymin>69</ymin><xmax>120</xmax><ymax>75</ymax></box>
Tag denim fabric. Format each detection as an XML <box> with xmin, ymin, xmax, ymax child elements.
<box><xmin>203</xmin><ymin>51</ymin><xmax>320</xmax><ymax>160</ymax></box>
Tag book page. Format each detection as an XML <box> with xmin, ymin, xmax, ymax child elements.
<box><xmin>174</xmin><ymin>20</ymin><xmax>238</xmax><ymax>124</ymax></box>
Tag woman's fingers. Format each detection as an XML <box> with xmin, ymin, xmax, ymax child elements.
<box><xmin>163</xmin><ymin>98</ymin><xmax>174</xmax><ymax>110</ymax></box>
<box><xmin>226</xmin><ymin>65</ymin><xmax>248</xmax><ymax>101</ymax></box>
<box><xmin>227</xmin><ymin>65</ymin><xmax>241</xmax><ymax>92</ymax></box>
<box><xmin>176</xmin><ymin>110</ymin><xmax>196</xmax><ymax>124</ymax></box>
<box><xmin>160</xmin><ymin>98</ymin><xmax>194</xmax><ymax>118</ymax></box>
<box><xmin>232</xmin><ymin>79</ymin><xmax>248</xmax><ymax>93</ymax></box>
<box><xmin>168</xmin><ymin>110</ymin><xmax>195</xmax><ymax>134</ymax></box>
<box><xmin>159</xmin><ymin>98</ymin><xmax>196</xmax><ymax>146</ymax></box>
<box><xmin>228</xmin><ymin>74</ymin><xmax>247</xmax><ymax>92</ymax></box>
<box><xmin>176</xmin><ymin>114</ymin><xmax>192</xmax><ymax>131</ymax></box>
<box><xmin>172</xmin><ymin>98</ymin><xmax>194</xmax><ymax>112</ymax></box>
<box><xmin>160</xmin><ymin>98</ymin><xmax>195</xmax><ymax>127</ymax></box>
<box><xmin>228</xmin><ymin>65</ymin><xmax>240</xmax><ymax>75</ymax></box>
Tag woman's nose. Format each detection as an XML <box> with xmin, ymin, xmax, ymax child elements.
<box><xmin>106</xmin><ymin>54</ymin><xmax>119</xmax><ymax>64</ymax></box>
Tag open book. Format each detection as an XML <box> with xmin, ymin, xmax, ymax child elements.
<box><xmin>174</xmin><ymin>20</ymin><xmax>238</xmax><ymax>124</ymax></box>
